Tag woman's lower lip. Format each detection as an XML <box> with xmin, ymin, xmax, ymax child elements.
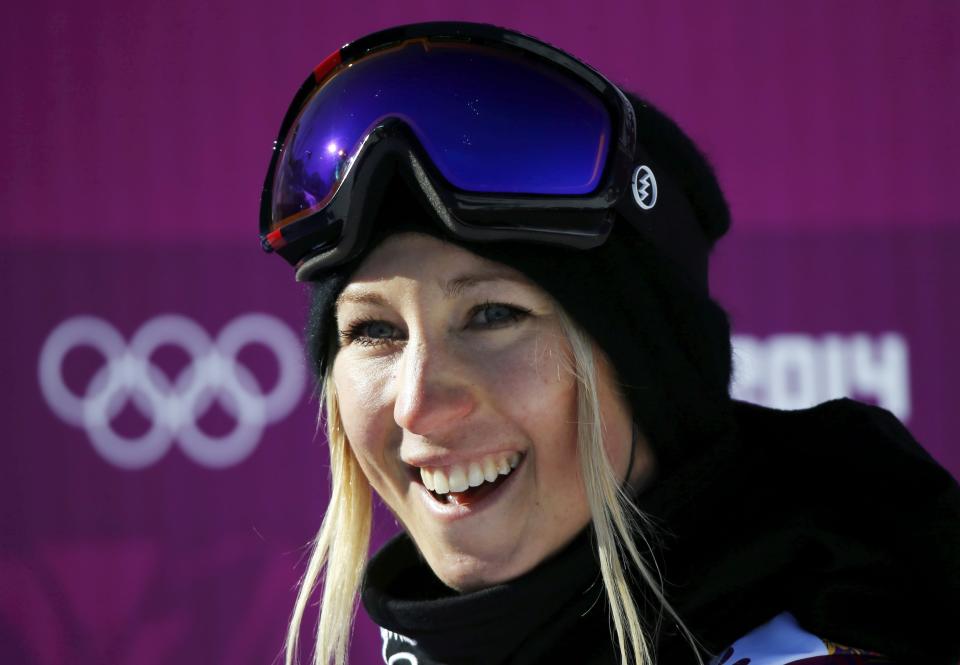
<box><xmin>414</xmin><ymin>455</ymin><xmax>525</xmax><ymax>522</ymax></box>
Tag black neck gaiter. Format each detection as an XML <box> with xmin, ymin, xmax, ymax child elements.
<box><xmin>362</xmin><ymin>521</ymin><xmax>606</xmax><ymax>665</ymax></box>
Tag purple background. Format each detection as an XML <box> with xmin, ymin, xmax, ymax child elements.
<box><xmin>2</xmin><ymin>2</ymin><xmax>958</xmax><ymax>664</ymax></box>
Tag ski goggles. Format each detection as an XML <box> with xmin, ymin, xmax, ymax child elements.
<box><xmin>259</xmin><ymin>21</ymin><xmax>706</xmax><ymax>287</ymax></box>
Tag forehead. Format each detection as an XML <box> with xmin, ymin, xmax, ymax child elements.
<box><xmin>344</xmin><ymin>231</ymin><xmax>531</xmax><ymax>289</ymax></box>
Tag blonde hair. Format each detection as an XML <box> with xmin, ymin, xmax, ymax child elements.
<box><xmin>286</xmin><ymin>305</ymin><xmax>712</xmax><ymax>665</ymax></box>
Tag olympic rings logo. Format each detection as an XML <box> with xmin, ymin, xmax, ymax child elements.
<box><xmin>38</xmin><ymin>313</ymin><xmax>306</xmax><ymax>469</ymax></box>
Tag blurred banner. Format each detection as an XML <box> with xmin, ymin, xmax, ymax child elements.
<box><xmin>2</xmin><ymin>1</ymin><xmax>958</xmax><ymax>664</ymax></box>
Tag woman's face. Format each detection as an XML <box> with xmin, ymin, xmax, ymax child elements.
<box><xmin>331</xmin><ymin>232</ymin><xmax>652</xmax><ymax>592</ymax></box>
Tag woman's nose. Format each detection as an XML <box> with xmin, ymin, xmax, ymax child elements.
<box><xmin>393</xmin><ymin>338</ymin><xmax>477</xmax><ymax>436</ymax></box>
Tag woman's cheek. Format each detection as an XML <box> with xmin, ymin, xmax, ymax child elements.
<box><xmin>335</xmin><ymin>346</ymin><xmax>400</xmax><ymax>406</ymax></box>
<box><xmin>333</xmin><ymin>354</ymin><xmax>398</xmax><ymax>468</ymax></box>
<box><xmin>470</xmin><ymin>331</ymin><xmax>577</xmax><ymax>436</ymax></box>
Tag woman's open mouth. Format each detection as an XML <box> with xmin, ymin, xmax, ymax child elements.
<box><xmin>408</xmin><ymin>452</ymin><xmax>525</xmax><ymax>508</ymax></box>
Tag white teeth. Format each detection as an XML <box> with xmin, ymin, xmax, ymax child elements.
<box><xmin>422</xmin><ymin>452</ymin><xmax>523</xmax><ymax>495</ymax></box>
<box><xmin>448</xmin><ymin>465</ymin><xmax>469</xmax><ymax>492</ymax></box>
<box><xmin>467</xmin><ymin>462</ymin><xmax>485</xmax><ymax>488</ymax></box>
<box><xmin>420</xmin><ymin>468</ymin><xmax>434</xmax><ymax>491</ymax></box>
<box><xmin>482</xmin><ymin>457</ymin><xmax>499</xmax><ymax>483</ymax></box>
<box><xmin>433</xmin><ymin>469</ymin><xmax>449</xmax><ymax>494</ymax></box>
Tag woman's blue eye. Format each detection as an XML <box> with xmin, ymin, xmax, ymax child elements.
<box><xmin>363</xmin><ymin>321</ymin><xmax>396</xmax><ymax>338</ymax></box>
<box><xmin>338</xmin><ymin>318</ymin><xmax>399</xmax><ymax>347</ymax></box>
<box><xmin>338</xmin><ymin>302</ymin><xmax>530</xmax><ymax>348</ymax></box>
<box><xmin>470</xmin><ymin>302</ymin><xmax>529</xmax><ymax>327</ymax></box>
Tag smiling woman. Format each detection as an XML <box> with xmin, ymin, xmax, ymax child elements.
<box><xmin>331</xmin><ymin>233</ymin><xmax>646</xmax><ymax>593</ymax></box>
<box><xmin>260</xmin><ymin>21</ymin><xmax>960</xmax><ymax>665</ymax></box>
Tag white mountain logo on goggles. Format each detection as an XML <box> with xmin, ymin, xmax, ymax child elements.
<box><xmin>631</xmin><ymin>165</ymin><xmax>658</xmax><ymax>210</ymax></box>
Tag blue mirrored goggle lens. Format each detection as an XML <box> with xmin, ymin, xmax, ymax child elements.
<box><xmin>271</xmin><ymin>40</ymin><xmax>613</xmax><ymax>228</ymax></box>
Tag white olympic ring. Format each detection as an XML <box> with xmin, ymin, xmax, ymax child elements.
<box><xmin>38</xmin><ymin>313</ymin><xmax>306</xmax><ymax>469</ymax></box>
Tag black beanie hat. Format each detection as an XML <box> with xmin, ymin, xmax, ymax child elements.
<box><xmin>306</xmin><ymin>91</ymin><xmax>736</xmax><ymax>477</ymax></box>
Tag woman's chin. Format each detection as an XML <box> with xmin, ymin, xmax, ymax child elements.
<box><xmin>433</xmin><ymin>559</ymin><xmax>516</xmax><ymax>594</ymax></box>
<box><xmin>422</xmin><ymin>541</ymin><xmax>532</xmax><ymax>593</ymax></box>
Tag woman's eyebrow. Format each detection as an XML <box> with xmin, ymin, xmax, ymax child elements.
<box><xmin>335</xmin><ymin>271</ymin><xmax>528</xmax><ymax>310</ymax></box>
<box><xmin>439</xmin><ymin>271</ymin><xmax>526</xmax><ymax>298</ymax></box>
